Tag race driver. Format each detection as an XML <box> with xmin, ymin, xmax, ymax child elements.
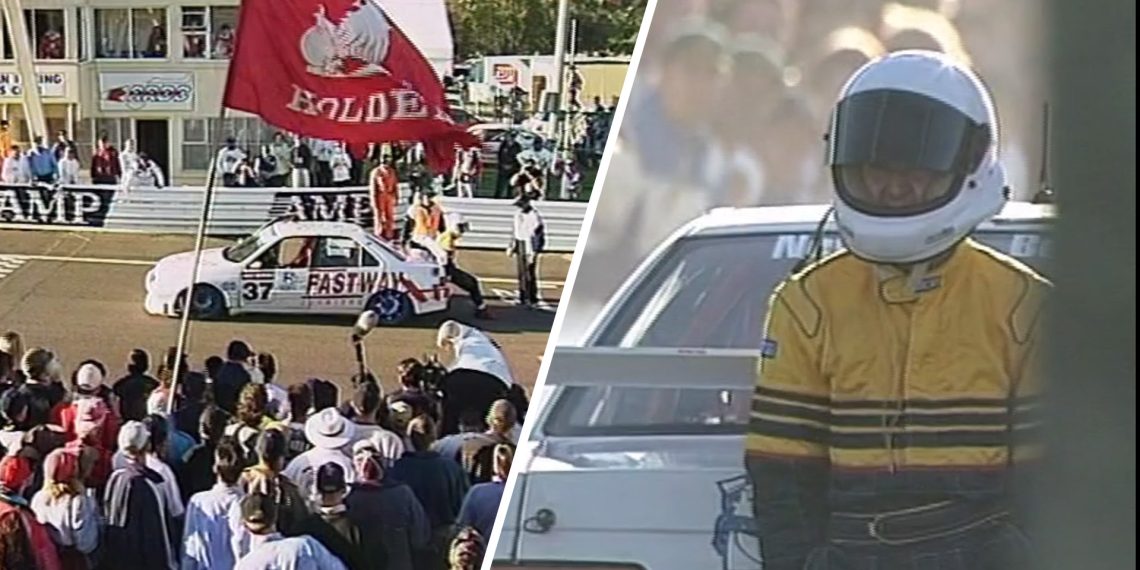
<box><xmin>745</xmin><ymin>50</ymin><xmax>1050</xmax><ymax>570</ymax></box>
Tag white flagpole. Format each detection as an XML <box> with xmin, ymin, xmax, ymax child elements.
<box><xmin>167</xmin><ymin>107</ymin><xmax>228</xmax><ymax>414</ymax></box>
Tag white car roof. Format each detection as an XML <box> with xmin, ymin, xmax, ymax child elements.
<box><xmin>682</xmin><ymin>201</ymin><xmax>1055</xmax><ymax>238</ymax></box>
<box><xmin>270</xmin><ymin>221</ymin><xmax>370</xmax><ymax>239</ymax></box>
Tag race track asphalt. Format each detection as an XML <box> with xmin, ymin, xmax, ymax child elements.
<box><xmin>0</xmin><ymin>228</ymin><xmax>569</xmax><ymax>397</ymax></box>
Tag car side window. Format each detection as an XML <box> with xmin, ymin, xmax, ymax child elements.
<box><xmin>313</xmin><ymin>237</ymin><xmax>360</xmax><ymax>269</ymax></box>
<box><xmin>361</xmin><ymin>247</ymin><xmax>380</xmax><ymax>267</ymax></box>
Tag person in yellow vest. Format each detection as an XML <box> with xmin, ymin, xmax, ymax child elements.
<box><xmin>407</xmin><ymin>189</ymin><xmax>444</xmax><ymax>254</ymax></box>
<box><xmin>439</xmin><ymin>212</ymin><xmax>491</xmax><ymax>319</ymax></box>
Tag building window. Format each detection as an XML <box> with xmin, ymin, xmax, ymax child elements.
<box><xmin>182</xmin><ymin>117</ymin><xmax>281</xmax><ymax>170</ymax></box>
<box><xmin>94</xmin><ymin>8</ymin><xmax>166</xmax><ymax>59</ymax></box>
<box><xmin>26</xmin><ymin>10</ymin><xmax>65</xmax><ymax>60</ymax></box>
<box><xmin>181</xmin><ymin>6</ymin><xmax>237</xmax><ymax>59</ymax></box>
<box><xmin>75</xmin><ymin>118</ymin><xmax>133</xmax><ymax>165</ymax></box>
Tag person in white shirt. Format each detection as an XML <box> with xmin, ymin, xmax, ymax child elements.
<box><xmin>455</xmin><ymin>148</ymin><xmax>481</xmax><ymax>198</ymax></box>
<box><xmin>130</xmin><ymin>153</ymin><xmax>166</xmax><ymax>189</ymax></box>
<box><xmin>57</xmin><ymin>147</ymin><xmax>81</xmax><ymax>185</ymax></box>
<box><xmin>282</xmin><ymin>408</ymin><xmax>356</xmax><ymax>503</ymax></box>
<box><xmin>507</xmin><ymin>195</ymin><xmax>545</xmax><ymax>308</ymax></box>
<box><xmin>181</xmin><ymin>441</ymin><xmax>246</xmax><ymax>570</ymax></box>
<box><xmin>111</xmin><ymin>414</ymin><xmax>186</xmax><ymax>521</ymax></box>
<box><xmin>30</xmin><ymin>447</ymin><xmax>101</xmax><ymax>567</ymax></box>
<box><xmin>312</xmin><ymin>138</ymin><xmax>336</xmax><ymax>187</ymax></box>
<box><xmin>1</xmin><ymin>146</ymin><xmax>30</xmax><ymax>184</ymax></box>
<box><xmin>329</xmin><ymin>142</ymin><xmax>353</xmax><ymax>187</ymax></box>
<box><xmin>119</xmin><ymin>138</ymin><xmax>140</xmax><ymax>189</ymax></box>
<box><xmin>217</xmin><ymin>137</ymin><xmax>247</xmax><ymax>187</ymax></box>
<box><xmin>233</xmin><ymin>492</ymin><xmax>348</xmax><ymax>570</ymax></box>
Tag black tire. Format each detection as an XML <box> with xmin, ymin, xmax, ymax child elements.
<box><xmin>176</xmin><ymin>285</ymin><xmax>227</xmax><ymax>320</ymax></box>
<box><xmin>366</xmin><ymin>289</ymin><xmax>414</xmax><ymax>326</ymax></box>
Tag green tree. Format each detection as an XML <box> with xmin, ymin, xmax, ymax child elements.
<box><xmin>446</xmin><ymin>0</ymin><xmax>645</xmax><ymax>60</ymax></box>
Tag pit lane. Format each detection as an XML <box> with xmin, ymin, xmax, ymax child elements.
<box><xmin>0</xmin><ymin>229</ymin><xmax>568</xmax><ymax>395</ymax></box>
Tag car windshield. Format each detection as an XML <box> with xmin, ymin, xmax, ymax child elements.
<box><xmin>543</xmin><ymin>227</ymin><xmax>1053</xmax><ymax>437</ymax></box>
<box><xmin>222</xmin><ymin>226</ymin><xmax>276</xmax><ymax>262</ymax></box>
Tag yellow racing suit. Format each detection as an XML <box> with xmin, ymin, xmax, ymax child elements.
<box><xmin>745</xmin><ymin>238</ymin><xmax>1050</xmax><ymax>570</ymax></box>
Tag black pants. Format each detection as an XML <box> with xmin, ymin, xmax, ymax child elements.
<box><xmin>92</xmin><ymin>175</ymin><xmax>118</xmax><ymax>185</ymax></box>
<box><xmin>35</xmin><ymin>174</ymin><xmax>55</xmax><ymax>184</ymax></box>
<box><xmin>803</xmin><ymin>509</ymin><xmax>1033</xmax><ymax>570</ymax></box>
<box><xmin>315</xmin><ymin>161</ymin><xmax>332</xmax><ymax>187</ymax></box>
<box><xmin>446</xmin><ymin>261</ymin><xmax>484</xmax><ymax>308</ymax></box>
<box><xmin>495</xmin><ymin>167</ymin><xmax>517</xmax><ymax>198</ymax></box>
<box><xmin>222</xmin><ymin>173</ymin><xmax>238</xmax><ymax>187</ymax></box>
<box><xmin>514</xmin><ymin>241</ymin><xmax>539</xmax><ymax>304</ymax></box>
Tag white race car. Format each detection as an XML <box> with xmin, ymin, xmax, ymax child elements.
<box><xmin>495</xmin><ymin>202</ymin><xmax>1055</xmax><ymax>570</ymax></box>
<box><xmin>144</xmin><ymin>218</ymin><xmax>450</xmax><ymax>324</ymax></box>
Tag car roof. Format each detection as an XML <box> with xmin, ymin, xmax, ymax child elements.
<box><xmin>270</xmin><ymin>221</ymin><xmax>369</xmax><ymax>239</ymax></box>
<box><xmin>468</xmin><ymin>123</ymin><xmax>539</xmax><ymax>134</ymax></box>
<box><xmin>685</xmin><ymin>201</ymin><xmax>1055</xmax><ymax>238</ymax></box>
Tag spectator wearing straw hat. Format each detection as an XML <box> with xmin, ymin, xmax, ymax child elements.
<box><xmin>283</xmin><ymin>408</ymin><xmax>356</xmax><ymax>502</ymax></box>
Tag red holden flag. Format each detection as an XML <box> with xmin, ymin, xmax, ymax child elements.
<box><xmin>223</xmin><ymin>0</ymin><xmax>476</xmax><ymax>171</ymax></box>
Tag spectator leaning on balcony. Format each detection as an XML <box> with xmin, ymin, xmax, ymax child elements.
<box><xmin>1</xmin><ymin>146</ymin><xmax>30</xmax><ymax>184</ymax></box>
<box><xmin>217</xmin><ymin>138</ymin><xmax>247</xmax><ymax>187</ymax></box>
<box><xmin>57</xmin><ymin>147</ymin><xmax>81</xmax><ymax>185</ymax></box>
<box><xmin>27</xmin><ymin>136</ymin><xmax>58</xmax><ymax>184</ymax></box>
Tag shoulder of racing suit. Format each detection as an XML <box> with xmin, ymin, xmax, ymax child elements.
<box><xmin>768</xmin><ymin>249</ymin><xmax>857</xmax><ymax>340</ymax></box>
<box><xmin>960</xmin><ymin>238</ymin><xmax>1052</xmax><ymax>345</ymax></box>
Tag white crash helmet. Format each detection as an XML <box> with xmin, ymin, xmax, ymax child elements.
<box><xmin>444</xmin><ymin>212</ymin><xmax>469</xmax><ymax>234</ymax></box>
<box><xmin>826</xmin><ymin>50</ymin><xmax>1007</xmax><ymax>264</ymax></box>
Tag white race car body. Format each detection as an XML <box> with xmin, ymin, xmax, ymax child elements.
<box><xmin>494</xmin><ymin>202</ymin><xmax>1055</xmax><ymax>570</ymax></box>
<box><xmin>144</xmin><ymin>220</ymin><xmax>450</xmax><ymax>320</ymax></box>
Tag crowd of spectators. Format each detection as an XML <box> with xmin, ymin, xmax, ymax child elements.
<box><xmin>0</xmin><ymin>329</ymin><xmax>521</xmax><ymax>569</ymax></box>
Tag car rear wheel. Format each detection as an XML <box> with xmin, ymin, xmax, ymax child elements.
<box><xmin>367</xmin><ymin>289</ymin><xmax>413</xmax><ymax>326</ymax></box>
<box><xmin>175</xmin><ymin>285</ymin><xmax>227</xmax><ymax>320</ymax></box>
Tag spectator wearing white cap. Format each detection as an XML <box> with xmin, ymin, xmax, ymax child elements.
<box><xmin>104</xmin><ymin>421</ymin><xmax>179</xmax><ymax>570</ymax></box>
<box><xmin>111</xmin><ymin>414</ymin><xmax>186</xmax><ymax>525</ymax></box>
<box><xmin>55</xmin><ymin>360</ymin><xmax>121</xmax><ymax>451</ymax></box>
<box><xmin>282</xmin><ymin>408</ymin><xmax>356</xmax><ymax>504</ymax></box>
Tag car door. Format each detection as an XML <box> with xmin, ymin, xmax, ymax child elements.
<box><xmin>240</xmin><ymin>236</ymin><xmax>313</xmax><ymax>312</ymax></box>
<box><xmin>305</xmin><ymin>236</ymin><xmax>386</xmax><ymax>314</ymax></box>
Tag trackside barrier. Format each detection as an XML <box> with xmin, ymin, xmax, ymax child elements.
<box><xmin>0</xmin><ymin>182</ymin><xmax>587</xmax><ymax>252</ymax></box>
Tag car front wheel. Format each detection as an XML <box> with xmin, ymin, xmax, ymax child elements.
<box><xmin>176</xmin><ymin>285</ymin><xmax>227</xmax><ymax>320</ymax></box>
<box><xmin>367</xmin><ymin>289</ymin><xmax>413</xmax><ymax>326</ymax></box>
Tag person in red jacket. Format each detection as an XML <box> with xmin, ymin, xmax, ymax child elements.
<box><xmin>0</xmin><ymin>455</ymin><xmax>62</xmax><ymax>570</ymax></box>
<box><xmin>63</xmin><ymin>399</ymin><xmax>114</xmax><ymax>493</ymax></box>
<box><xmin>89</xmin><ymin>136</ymin><xmax>122</xmax><ymax>185</ymax></box>
<box><xmin>52</xmin><ymin>362</ymin><xmax>120</xmax><ymax>451</ymax></box>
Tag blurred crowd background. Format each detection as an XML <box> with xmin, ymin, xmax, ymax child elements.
<box><xmin>558</xmin><ymin>0</ymin><xmax>1048</xmax><ymax>343</ymax></box>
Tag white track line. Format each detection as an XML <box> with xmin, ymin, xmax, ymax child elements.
<box><xmin>0</xmin><ymin>253</ymin><xmax>566</xmax><ymax>289</ymax></box>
